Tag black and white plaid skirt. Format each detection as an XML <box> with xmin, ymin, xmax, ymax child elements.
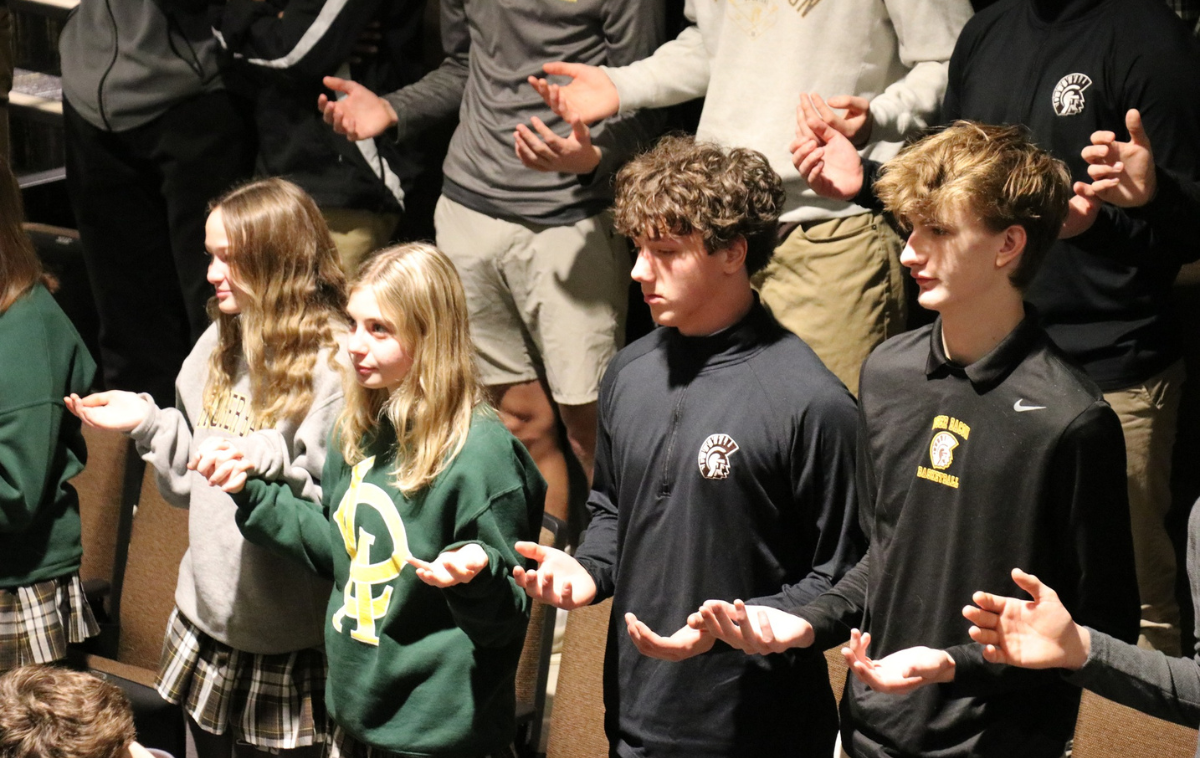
<box><xmin>155</xmin><ymin>607</ymin><xmax>328</xmax><ymax>750</ymax></box>
<box><xmin>0</xmin><ymin>573</ymin><xmax>99</xmax><ymax>672</ymax></box>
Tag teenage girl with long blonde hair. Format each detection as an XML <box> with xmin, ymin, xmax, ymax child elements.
<box><xmin>195</xmin><ymin>243</ymin><xmax>545</xmax><ymax>758</ymax></box>
<box><xmin>68</xmin><ymin>177</ymin><xmax>347</xmax><ymax>758</ymax></box>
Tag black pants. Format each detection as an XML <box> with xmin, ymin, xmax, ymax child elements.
<box><xmin>64</xmin><ymin>91</ymin><xmax>254</xmax><ymax>405</ymax></box>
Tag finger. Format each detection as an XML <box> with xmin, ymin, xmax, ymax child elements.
<box><xmin>512</xmin><ymin>566</ymin><xmax>530</xmax><ymax>586</ymax></box>
<box><xmin>687</xmin><ymin>611</ymin><xmax>706</xmax><ymax>630</ymax></box>
<box><xmin>323</xmin><ymin>76</ymin><xmax>355</xmax><ymax>95</ymax></box>
<box><xmin>568</xmin><ymin>113</ymin><xmax>592</xmax><ymax>147</ymax></box>
<box><xmin>405</xmin><ymin>555</ymin><xmax>435</xmax><ymax>571</ymax></box>
<box><xmin>1081</xmin><ymin>143</ymin><xmax>1116</xmax><ymax>165</ymax></box>
<box><xmin>1073</xmin><ymin>181</ymin><xmax>1097</xmax><ymax>201</ymax></box>
<box><xmin>796</xmin><ymin>96</ymin><xmax>818</xmax><ymax>141</ymax></box>
<box><xmin>514</xmin><ymin>128</ymin><xmax>550</xmax><ymax>168</ymax></box>
<box><xmin>1125</xmin><ymin>108</ymin><xmax>1149</xmax><ymax>149</ymax></box>
<box><xmin>1011</xmin><ymin>567</ymin><xmax>1050</xmax><ymax>601</ymax></box>
<box><xmin>528</xmin><ymin>76</ymin><xmax>554</xmax><ymax>105</ymax></box>
<box><xmin>810</xmin><ymin>93</ymin><xmax>839</xmax><ymax>125</ymax></box>
<box><xmin>967</xmin><ymin>625</ymin><xmax>1002</xmax><ymax>647</ymax></box>
<box><xmin>826</xmin><ymin>94</ymin><xmax>868</xmax><ymax>115</ymax></box>
<box><xmin>528</xmin><ymin>117</ymin><xmax>564</xmax><ymax>150</ymax></box>
<box><xmin>981</xmin><ymin>643</ymin><xmax>1006</xmax><ymax>665</ymax></box>
<box><xmin>1087</xmin><ymin>162</ymin><xmax>1124</xmax><ymax>181</ymax></box>
<box><xmin>1087</xmin><ymin>131</ymin><xmax>1117</xmax><ymax>149</ymax></box>
<box><xmin>961</xmin><ymin>604</ymin><xmax>1000</xmax><ymax>628</ymax></box>
<box><xmin>1089</xmin><ymin>177</ymin><xmax>1121</xmax><ymax>193</ymax></box>
<box><xmin>514</xmin><ymin>541</ymin><xmax>546</xmax><ymax>562</ymax></box>
<box><xmin>798</xmin><ymin>146</ymin><xmax>826</xmax><ymax>178</ymax></box>
<box><xmin>517</xmin><ymin>123</ymin><xmax>559</xmax><ymax>161</ymax></box>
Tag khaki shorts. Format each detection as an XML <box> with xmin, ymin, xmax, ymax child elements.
<box><xmin>434</xmin><ymin>195</ymin><xmax>630</xmax><ymax>405</ymax></box>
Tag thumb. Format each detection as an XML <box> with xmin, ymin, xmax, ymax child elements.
<box><xmin>826</xmin><ymin>95</ymin><xmax>868</xmax><ymax>115</ymax></box>
<box><xmin>808</xmin><ymin>117</ymin><xmax>842</xmax><ymax>145</ymax></box>
<box><xmin>543</xmin><ymin>61</ymin><xmax>586</xmax><ymax>80</ymax></box>
<box><xmin>514</xmin><ymin>541</ymin><xmax>547</xmax><ymax>563</ymax></box>
<box><xmin>1011</xmin><ymin>567</ymin><xmax>1050</xmax><ymax>601</ymax></box>
<box><xmin>569</xmin><ymin>112</ymin><xmax>591</xmax><ymax>145</ymax></box>
<box><xmin>323</xmin><ymin>76</ymin><xmax>356</xmax><ymax>95</ymax></box>
<box><xmin>1073</xmin><ymin>180</ymin><xmax>1097</xmax><ymax>201</ymax></box>
<box><xmin>1125</xmin><ymin>109</ymin><xmax>1150</xmax><ymax>150</ymax></box>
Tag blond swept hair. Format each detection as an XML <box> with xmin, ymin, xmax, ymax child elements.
<box><xmin>875</xmin><ymin>121</ymin><xmax>1072</xmax><ymax>288</ymax></box>
<box><xmin>0</xmin><ymin>666</ymin><xmax>135</xmax><ymax>758</ymax></box>
<box><xmin>205</xmin><ymin>178</ymin><xmax>348</xmax><ymax>427</ymax></box>
<box><xmin>338</xmin><ymin>243</ymin><xmax>486</xmax><ymax>495</ymax></box>
<box><xmin>613</xmin><ymin>135</ymin><xmax>785</xmax><ymax>275</ymax></box>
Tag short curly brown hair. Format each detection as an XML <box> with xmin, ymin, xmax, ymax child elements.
<box><xmin>613</xmin><ymin>135</ymin><xmax>785</xmax><ymax>276</ymax></box>
<box><xmin>0</xmin><ymin>666</ymin><xmax>136</xmax><ymax>758</ymax></box>
<box><xmin>875</xmin><ymin>121</ymin><xmax>1071</xmax><ymax>289</ymax></box>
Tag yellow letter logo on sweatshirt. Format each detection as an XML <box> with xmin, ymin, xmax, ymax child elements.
<box><xmin>332</xmin><ymin>457</ymin><xmax>410</xmax><ymax>646</ymax></box>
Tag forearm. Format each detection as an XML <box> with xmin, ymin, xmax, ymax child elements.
<box><xmin>384</xmin><ymin>0</ymin><xmax>468</xmax><ymax>142</ymax></box>
<box><xmin>1068</xmin><ymin>628</ymin><xmax>1200</xmax><ymax>728</ymax></box>
<box><xmin>788</xmin><ymin>551</ymin><xmax>870</xmax><ymax>650</ymax></box>
<box><xmin>944</xmin><ymin>643</ymin><xmax>1065</xmax><ymax>697</ymax></box>
<box><xmin>605</xmin><ymin>23</ymin><xmax>709</xmax><ymax>114</ymax></box>
<box><xmin>232</xmin><ymin>478</ymin><xmax>336</xmax><ymax>578</ymax></box>
<box><xmin>573</xmin><ymin>498</ymin><xmax>618</xmax><ymax>602</ymax></box>
<box><xmin>129</xmin><ymin>399</ymin><xmax>194</xmax><ymax>508</ymax></box>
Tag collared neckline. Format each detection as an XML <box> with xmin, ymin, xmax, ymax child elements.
<box><xmin>925</xmin><ymin>306</ymin><xmax>1041</xmax><ymax>391</ymax></box>
<box><xmin>666</xmin><ymin>296</ymin><xmax>776</xmax><ymax>366</ymax></box>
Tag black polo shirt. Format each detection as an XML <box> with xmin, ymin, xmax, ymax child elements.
<box><xmin>793</xmin><ymin>309</ymin><xmax>1140</xmax><ymax>758</ymax></box>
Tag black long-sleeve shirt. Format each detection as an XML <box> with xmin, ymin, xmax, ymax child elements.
<box><xmin>574</xmin><ymin>302</ymin><xmax>864</xmax><ymax>757</ymax></box>
<box><xmin>793</xmin><ymin>311</ymin><xmax>1140</xmax><ymax>758</ymax></box>
<box><xmin>942</xmin><ymin>0</ymin><xmax>1200</xmax><ymax>390</ymax></box>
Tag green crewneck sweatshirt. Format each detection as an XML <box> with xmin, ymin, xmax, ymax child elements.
<box><xmin>0</xmin><ymin>284</ymin><xmax>95</xmax><ymax>588</ymax></box>
<box><xmin>233</xmin><ymin>411</ymin><xmax>545</xmax><ymax>757</ymax></box>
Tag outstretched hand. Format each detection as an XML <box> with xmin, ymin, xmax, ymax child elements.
<box><xmin>407</xmin><ymin>543</ymin><xmax>489</xmax><ymax>587</ymax></box>
<box><xmin>789</xmin><ymin>94</ymin><xmax>864</xmax><ymax>201</ymax></box>
<box><xmin>65</xmin><ymin>391</ymin><xmax>151</xmax><ymax>432</ymax></box>
<box><xmin>963</xmin><ymin>567</ymin><xmax>1090</xmax><ymax>670</ymax></box>
<box><xmin>841</xmin><ymin>629</ymin><xmax>955</xmax><ymax>694</ymax></box>
<box><xmin>686</xmin><ymin>599</ymin><xmax>814</xmax><ymax>655</ymax></box>
<box><xmin>512</xmin><ymin>542</ymin><xmax>597</xmax><ymax>609</ymax></box>
<box><xmin>318</xmin><ymin>76</ymin><xmax>397</xmax><ymax>141</ymax></box>
<box><xmin>514</xmin><ymin>79</ymin><xmax>601</xmax><ymax>174</ymax></box>
<box><xmin>625</xmin><ymin>612</ymin><xmax>714</xmax><ymax>661</ymax></box>
<box><xmin>1081</xmin><ymin>108</ymin><xmax>1156</xmax><ymax>208</ymax></box>
<box><xmin>527</xmin><ymin>62</ymin><xmax>620</xmax><ymax>125</ymax></box>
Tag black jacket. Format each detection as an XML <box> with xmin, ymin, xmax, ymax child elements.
<box><xmin>943</xmin><ymin>0</ymin><xmax>1200</xmax><ymax>390</ymax></box>
<box><xmin>575</xmin><ymin>302</ymin><xmax>863</xmax><ymax>757</ymax></box>
<box><xmin>794</xmin><ymin>312</ymin><xmax>1139</xmax><ymax>758</ymax></box>
<box><xmin>215</xmin><ymin>0</ymin><xmax>428</xmax><ymax>213</ymax></box>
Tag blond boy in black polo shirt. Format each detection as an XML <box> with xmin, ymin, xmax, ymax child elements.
<box><xmin>691</xmin><ymin>122</ymin><xmax>1140</xmax><ymax>758</ymax></box>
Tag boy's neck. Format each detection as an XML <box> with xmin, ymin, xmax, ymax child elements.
<box><xmin>939</xmin><ymin>289</ymin><xmax>1026</xmax><ymax>367</ymax></box>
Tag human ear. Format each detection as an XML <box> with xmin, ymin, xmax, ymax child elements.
<box><xmin>995</xmin><ymin>225</ymin><xmax>1026</xmax><ymax>271</ymax></box>
<box><xmin>722</xmin><ymin>237</ymin><xmax>749</xmax><ymax>274</ymax></box>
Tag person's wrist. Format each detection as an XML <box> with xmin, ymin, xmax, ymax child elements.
<box><xmin>1065</xmin><ymin>624</ymin><xmax>1090</xmax><ymax>670</ymax></box>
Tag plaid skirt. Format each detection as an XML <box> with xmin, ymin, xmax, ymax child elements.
<box><xmin>155</xmin><ymin>608</ymin><xmax>328</xmax><ymax>749</ymax></box>
<box><xmin>0</xmin><ymin>573</ymin><xmax>99</xmax><ymax>672</ymax></box>
<box><xmin>326</xmin><ymin>725</ymin><xmax>517</xmax><ymax>758</ymax></box>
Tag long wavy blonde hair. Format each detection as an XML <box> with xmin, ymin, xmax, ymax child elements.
<box><xmin>0</xmin><ymin>158</ymin><xmax>53</xmax><ymax>314</ymax></box>
<box><xmin>338</xmin><ymin>243</ymin><xmax>485</xmax><ymax>495</ymax></box>
<box><xmin>205</xmin><ymin>178</ymin><xmax>348</xmax><ymax>426</ymax></box>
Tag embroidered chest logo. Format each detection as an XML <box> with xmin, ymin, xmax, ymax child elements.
<box><xmin>698</xmin><ymin>433</ymin><xmax>740</xmax><ymax>479</ymax></box>
<box><xmin>728</xmin><ymin>0</ymin><xmax>778</xmax><ymax>38</ymax></box>
<box><xmin>1052</xmin><ymin>73</ymin><xmax>1092</xmax><ymax>117</ymax></box>
<box><xmin>331</xmin><ymin>456</ymin><xmax>410</xmax><ymax>646</ymax></box>
<box><xmin>787</xmin><ymin>0</ymin><xmax>823</xmax><ymax>16</ymax></box>
<box><xmin>916</xmin><ymin>415</ymin><xmax>971</xmax><ymax>489</ymax></box>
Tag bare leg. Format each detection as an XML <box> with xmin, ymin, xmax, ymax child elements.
<box><xmin>558</xmin><ymin>402</ymin><xmax>597</xmax><ymax>487</ymax></box>
<box><xmin>490</xmin><ymin>380</ymin><xmax>570</xmax><ymax>521</ymax></box>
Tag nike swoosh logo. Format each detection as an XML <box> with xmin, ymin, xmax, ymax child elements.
<box><xmin>1013</xmin><ymin>399</ymin><xmax>1047</xmax><ymax>412</ymax></box>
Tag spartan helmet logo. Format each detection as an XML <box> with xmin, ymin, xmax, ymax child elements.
<box><xmin>698</xmin><ymin>433</ymin><xmax>740</xmax><ymax>480</ymax></box>
<box><xmin>1052</xmin><ymin>73</ymin><xmax>1092</xmax><ymax>117</ymax></box>
<box><xmin>928</xmin><ymin>431</ymin><xmax>959</xmax><ymax>471</ymax></box>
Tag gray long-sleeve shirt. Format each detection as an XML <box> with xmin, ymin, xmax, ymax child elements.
<box><xmin>383</xmin><ymin>0</ymin><xmax>665</xmax><ymax>225</ymax></box>
<box><xmin>1069</xmin><ymin>500</ymin><xmax>1200</xmax><ymax>751</ymax></box>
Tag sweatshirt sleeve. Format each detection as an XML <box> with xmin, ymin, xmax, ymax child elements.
<box><xmin>585</xmin><ymin>0</ymin><xmax>668</xmax><ymax>180</ymax></box>
<box><xmin>947</xmin><ymin>403</ymin><xmax>1140</xmax><ymax>696</ymax></box>
<box><xmin>129</xmin><ymin>394</ymin><xmax>196</xmax><ymax>510</ymax></box>
<box><xmin>1066</xmin><ymin>629</ymin><xmax>1200</xmax><ymax>728</ymax></box>
<box><xmin>572</xmin><ymin>378</ymin><xmax>619</xmax><ymax>602</ymax></box>
<box><xmin>238</xmin><ymin>379</ymin><xmax>343</xmax><ymax>504</ymax></box>
<box><xmin>440</xmin><ymin>485</ymin><xmax>542</xmax><ymax>648</ymax></box>
<box><xmin>604</xmin><ymin>0</ymin><xmax>709</xmax><ymax>114</ymax></box>
<box><xmin>216</xmin><ymin>0</ymin><xmax>387</xmax><ymax>81</ymax></box>
<box><xmin>750</xmin><ymin>387</ymin><xmax>864</xmax><ymax>611</ymax></box>
<box><xmin>382</xmin><ymin>0</ymin><xmax>468</xmax><ymax>143</ymax></box>
<box><xmin>867</xmin><ymin>0</ymin><xmax>971</xmax><ymax>143</ymax></box>
<box><xmin>0</xmin><ymin>341</ymin><xmax>93</xmax><ymax>533</ymax></box>
<box><xmin>232</xmin><ymin>472</ymin><xmax>337</xmax><ymax>579</ymax></box>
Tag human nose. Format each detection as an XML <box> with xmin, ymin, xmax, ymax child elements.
<box><xmin>206</xmin><ymin>258</ymin><xmax>224</xmax><ymax>286</ymax></box>
<box><xmin>899</xmin><ymin>240</ymin><xmax>922</xmax><ymax>269</ymax></box>
<box><xmin>347</xmin><ymin>324</ymin><xmax>367</xmax><ymax>357</ymax></box>
<box><xmin>631</xmin><ymin>248</ymin><xmax>653</xmax><ymax>283</ymax></box>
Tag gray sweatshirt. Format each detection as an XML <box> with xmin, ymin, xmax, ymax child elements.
<box><xmin>383</xmin><ymin>0</ymin><xmax>665</xmax><ymax>225</ymax></box>
<box><xmin>129</xmin><ymin>325</ymin><xmax>343</xmax><ymax>654</ymax></box>
<box><xmin>60</xmin><ymin>0</ymin><xmax>225</xmax><ymax>132</ymax></box>
<box><xmin>1068</xmin><ymin>500</ymin><xmax>1200</xmax><ymax>749</ymax></box>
